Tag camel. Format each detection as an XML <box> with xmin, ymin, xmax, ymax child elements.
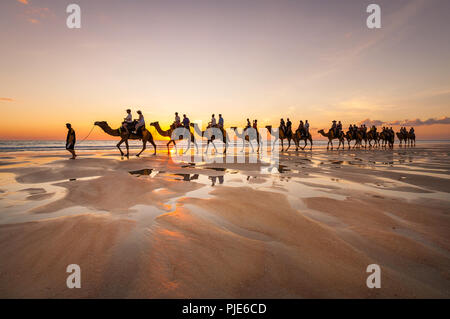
<box><xmin>396</xmin><ymin>131</ymin><xmax>408</xmax><ymax>146</ymax></box>
<box><xmin>367</xmin><ymin>130</ymin><xmax>380</xmax><ymax>148</ymax></box>
<box><xmin>396</xmin><ymin>131</ymin><xmax>415</xmax><ymax>146</ymax></box>
<box><xmin>379</xmin><ymin>130</ymin><xmax>394</xmax><ymax>148</ymax></box>
<box><xmin>190</xmin><ymin>123</ymin><xmax>229</xmax><ymax>154</ymax></box>
<box><xmin>408</xmin><ymin>131</ymin><xmax>416</xmax><ymax>146</ymax></box>
<box><xmin>292</xmin><ymin>129</ymin><xmax>313</xmax><ymax>151</ymax></box>
<box><xmin>150</xmin><ymin>121</ymin><xmax>198</xmax><ymax>154</ymax></box>
<box><xmin>317</xmin><ymin>129</ymin><xmax>345</xmax><ymax>150</ymax></box>
<box><xmin>94</xmin><ymin>121</ymin><xmax>156</xmax><ymax>157</ymax></box>
<box><xmin>345</xmin><ymin>130</ymin><xmax>364</xmax><ymax>149</ymax></box>
<box><xmin>265</xmin><ymin>125</ymin><xmax>293</xmax><ymax>151</ymax></box>
<box><xmin>230</xmin><ymin>127</ymin><xmax>260</xmax><ymax>153</ymax></box>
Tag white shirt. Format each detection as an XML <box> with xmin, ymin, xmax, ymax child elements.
<box><xmin>211</xmin><ymin>117</ymin><xmax>216</xmax><ymax>126</ymax></box>
<box><xmin>125</xmin><ymin>113</ymin><xmax>132</xmax><ymax>123</ymax></box>
<box><xmin>138</xmin><ymin>114</ymin><xmax>145</xmax><ymax>125</ymax></box>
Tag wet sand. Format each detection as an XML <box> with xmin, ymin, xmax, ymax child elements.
<box><xmin>0</xmin><ymin>142</ymin><xmax>449</xmax><ymax>298</ymax></box>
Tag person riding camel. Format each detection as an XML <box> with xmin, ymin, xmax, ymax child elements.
<box><xmin>331</xmin><ymin>120</ymin><xmax>337</xmax><ymax>136</ymax></box>
<box><xmin>218</xmin><ymin>114</ymin><xmax>224</xmax><ymax>129</ymax></box>
<box><xmin>209</xmin><ymin>114</ymin><xmax>217</xmax><ymax>128</ymax></box>
<box><xmin>305</xmin><ymin>120</ymin><xmax>310</xmax><ymax>136</ymax></box>
<box><xmin>182</xmin><ymin>114</ymin><xmax>190</xmax><ymax>129</ymax></box>
<box><xmin>171</xmin><ymin>112</ymin><xmax>181</xmax><ymax>129</ymax></box>
<box><xmin>336</xmin><ymin>121</ymin><xmax>342</xmax><ymax>136</ymax></box>
<box><xmin>297</xmin><ymin>120</ymin><xmax>305</xmax><ymax>137</ymax></box>
<box><xmin>286</xmin><ymin>118</ymin><xmax>292</xmax><ymax>136</ymax></box>
<box><xmin>133</xmin><ymin>110</ymin><xmax>145</xmax><ymax>136</ymax></box>
<box><xmin>280</xmin><ymin>118</ymin><xmax>286</xmax><ymax>135</ymax></box>
<box><xmin>409</xmin><ymin>127</ymin><xmax>415</xmax><ymax>134</ymax></box>
<box><xmin>352</xmin><ymin>124</ymin><xmax>358</xmax><ymax>139</ymax></box>
<box><xmin>253</xmin><ymin>119</ymin><xmax>258</xmax><ymax>129</ymax></box>
<box><xmin>122</xmin><ymin>109</ymin><xmax>133</xmax><ymax>134</ymax></box>
<box><xmin>245</xmin><ymin>118</ymin><xmax>251</xmax><ymax>130</ymax></box>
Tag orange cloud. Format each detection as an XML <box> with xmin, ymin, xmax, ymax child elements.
<box><xmin>21</xmin><ymin>6</ymin><xmax>52</xmax><ymax>24</ymax></box>
<box><xmin>17</xmin><ymin>0</ymin><xmax>29</xmax><ymax>4</ymax></box>
<box><xmin>0</xmin><ymin>98</ymin><xmax>14</xmax><ymax>102</ymax></box>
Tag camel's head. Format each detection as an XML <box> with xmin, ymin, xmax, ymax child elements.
<box><xmin>94</xmin><ymin>121</ymin><xmax>107</xmax><ymax>126</ymax></box>
<box><xmin>149</xmin><ymin>121</ymin><xmax>159</xmax><ymax>126</ymax></box>
<box><xmin>189</xmin><ymin>123</ymin><xmax>197</xmax><ymax>127</ymax></box>
<box><xmin>230</xmin><ymin>126</ymin><xmax>237</xmax><ymax>130</ymax></box>
<box><xmin>265</xmin><ymin>125</ymin><xmax>272</xmax><ymax>130</ymax></box>
<box><xmin>317</xmin><ymin>129</ymin><xmax>324</xmax><ymax>133</ymax></box>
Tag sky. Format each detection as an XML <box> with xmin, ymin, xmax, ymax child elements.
<box><xmin>0</xmin><ymin>0</ymin><xmax>449</xmax><ymax>140</ymax></box>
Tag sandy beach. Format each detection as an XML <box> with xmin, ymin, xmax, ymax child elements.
<box><xmin>0</xmin><ymin>142</ymin><xmax>449</xmax><ymax>298</ymax></box>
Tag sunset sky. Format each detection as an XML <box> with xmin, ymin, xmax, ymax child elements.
<box><xmin>0</xmin><ymin>0</ymin><xmax>449</xmax><ymax>140</ymax></box>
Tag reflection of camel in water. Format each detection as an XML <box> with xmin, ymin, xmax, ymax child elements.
<box><xmin>265</xmin><ymin>125</ymin><xmax>293</xmax><ymax>151</ymax></box>
<box><xmin>230</xmin><ymin>127</ymin><xmax>260</xmax><ymax>153</ymax></box>
<box><xmin>317</xmin><ymin>129</ymin><xmax>345</xmax><ymax>150</ymax></box>
<box><xmin>190</xmin><ymin>123</ymin><xmax>229</xmax><ymax>154</ymax></box>
<box><xmin>150</xmin><ymin>121</ymin><xmax>198</xmax><ymax>154</ymax></box>
<box><xmin>396</xmin><ymin>131</ymin><xmax>415</xmax><ymax>146</ymax></box>
<box><xmin>94</xmin><ymin>121</ymin><xmax>156</xmax><ymax>157</ymax></box>
<box><xmin>292</xmin><ymin>130</ymin><xmax>313</xmax><ymax>151</ymax></box>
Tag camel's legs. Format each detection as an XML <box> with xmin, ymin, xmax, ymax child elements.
<box><xmin>136</xmin><ymin>141</ymin><xmax>147</xmax><ymax>157</ymax></box>
<box><xmin>125</xmin><ymin>139</ymin><xmax>129</xmax><ymax>157</ymax></box>
<box><xmin>149</xmin><ymin>139</ymin><xmax>156</xmax><ymax>155</ymax></box>
<box><xmin>117</xmin><ymin>138</ymin><xmax>126</xmax><ymax>156</ymax></box>
<box><xmin>286</xmin><ymin>138</ymin><xmax>291</xmax><ymax>151</ymax></box>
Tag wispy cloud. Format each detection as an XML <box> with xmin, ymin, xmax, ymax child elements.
<box><xmin>16</xmin><ymin>0</ymin><xmax>29</xmax><ymax>4</ymax></box>
<box><xmin>360</xmin><ymin>117</ymin><xmax>450</xmax><ymax>127</ymax></box>
<box><xmin>0</xmin><ymin>98</ymin><xmax>14</xmax><ymax>102</ymax></box>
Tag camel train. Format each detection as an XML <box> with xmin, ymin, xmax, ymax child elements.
<box><xmin>94</xmin><ymin>114</ymin><xmax>416</xmax><ymax>156</ymax></box>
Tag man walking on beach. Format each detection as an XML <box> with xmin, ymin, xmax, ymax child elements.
<box><xmin>65</xmin><ymin>123</ymin><xmax>76</xmax><ymax>159</ymax></box>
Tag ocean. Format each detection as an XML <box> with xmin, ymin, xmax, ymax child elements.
<box><xmin>0</xmin><ymin>139</ymin><xmax>448</xmax><ymax>152</ymax></box>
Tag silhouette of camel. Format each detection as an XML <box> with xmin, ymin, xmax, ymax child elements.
<box><xmin>317</xmin><ymin>129</ymin><xmax>345</xmax><ymax>150</ymax></box>
<box><xmin>265</xmin><ymin>125</ymin><xmax>293</xmax><ymax>151</ymax></box>
<box><xmin>190</xmin><ymin>123</ymin><xmax>229</xmax><ymax>154</ymax></box>
<box><xmin>150</xmin><ymin>121</ymin><xmax>198</xmax><ymax>154</ymax></box>
<box><xmin>230</xmin><ymin>127</ymin><xmax>260</xmax><ymax>153</ymax></box>
<box><xmin>94</xmin><ymin>121</ymin><xmax>156</xmax><ymax>157</ymax></box>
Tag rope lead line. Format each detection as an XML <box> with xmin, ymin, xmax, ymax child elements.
<box><xmin>77</xmin><ymin>125</ymin><xmax>96</xmax><ymax>144</ymax></box>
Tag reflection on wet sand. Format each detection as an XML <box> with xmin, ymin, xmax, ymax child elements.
<box><xmin>0</xmin><ymin>143</ymin><xmax>449</xmax><ymax>298</ymax></box>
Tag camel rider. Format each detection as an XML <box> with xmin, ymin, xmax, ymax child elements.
<box><xmin>336</xmin><ymin>121</ymin><xmax>342</xmax><ymax>136</ymax></box>
<box><xmin>297</xmin><ymin>120</ymin><xmax>305</xmax><ymax>137</ymax></box>
<box><xmin>280</xmin><ymin>118</ymin><xmax>286</xmax><ymax>135</ymax></box>
<box><xmin>253</xmin><ymin>119</ymin><xmax>258</xmax><ymax>129</ymax></box>
<box><xmin>133</xmin><ymin>110</ymin><xmax>145</xmax><ymax>136</ymax></box>
<box><xmin>209</xmin><ymin>114</ymin><xmax>217</xmax><ymax>128</ymax></box>
<box><xmin>172</xmin><ymin>112</ymin><xmax>181</xmax><ymax>129</ymax></box>
<box><xmin>305</xmin><ymin>120</ymin><xmax>310</xmax><ymax>136</ymax></box>
<box><xmin>331</xmin><ymin>120</ymin><xmax>337</xmax><ymax>136</ymax></box>
<box><xmin>121</xmin><ymin>109</ymin><xmax>133</xmax><ymax>134</ymax></box>
<box><xmin>246</xmin><ymin>118</ymin><xmax>251</xmax><ymax>129</ymax></box>
<box><xmin>352</xmin><ymin>124</ymin><xmax>358</xmax><ymax>138</ymax></box>
<box><xmin>409</xmin><ymin>127</ymin><xmax>414</xmax><ymax>134</ymax></box>
<box><xmin>218</xmin><ymin>114</ymin><xmax>224</xmax><ymax>129</ymax></box>
<box><xmin>362</xmin><ymin>124</ymin><xmax>367</xmax><ymax>139</ymax></box>
<box><xmin>182</xmin><ymin>114</ymin><xmax>190</xmax><ymax>129</ymax></box>
<box><xmin>286</xmin><ymin>118</ymin><xmax>292</xmax><ymax>136</ymax></box>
